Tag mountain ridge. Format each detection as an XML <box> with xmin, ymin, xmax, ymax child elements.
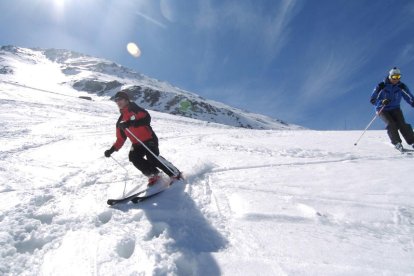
<box><xmin>0</xmin><ymin>45</ymin><xmax>301</xmax><ymax>130</ymax></box>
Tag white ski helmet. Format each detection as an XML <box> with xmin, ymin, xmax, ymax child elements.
<box><xmin>389</xmin><ymin>67</ymin><xmax>401</xmax><ymax>77</ymax></box>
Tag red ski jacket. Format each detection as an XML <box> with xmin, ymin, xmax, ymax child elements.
<box><xmin>112</xmin><ymin>102</ymin><xmax>156</xmax><ymax>151</ymax></box>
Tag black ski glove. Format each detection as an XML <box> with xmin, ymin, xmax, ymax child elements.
<box><xmin>382</xmin><ymin>99</ymin><xmax>390</xmax><ymax>106</ymax></box>
<box><xmin>117</xmin><ymin>121</ymin><xmax>130</xmax><ymax>130</ymax></box>
<box><xmin>370</xmin><ymin>98</ymin><xmax>376</xmax><ymax>105</ymax></box>
<box><xmin>104</xmin><ymin>146</ymin><xmax>115</xmax><ymax>158</ymax></box>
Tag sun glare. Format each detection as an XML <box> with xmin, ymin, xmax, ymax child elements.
<box><xmin>48</xmin><ymin>0</ymin><xmax>67</xmax><ymax>20</ymax></box>
<box><xmin>54</xmin><ymin>0</ymin><xmax>65</xmax><ymax>9</ymax></box>
<box><xmin>53</xmin><ymin>0</ymin><xmax>65</xmax><ymax>10</ymax></box>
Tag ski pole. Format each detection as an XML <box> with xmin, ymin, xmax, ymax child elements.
<box><xmin>110</xmin><ymin>156</ymin><xmax>129</xmax><ymax>196</ymax></box>
<box><xmin>124</xmin><ymin>128</ymin><xmax>178</xmax><ymax>176</ymax></box>
<box><xmin>354</xmin><ymin>105</ymin><xmax>386</xmax><ymax>146</ymax></box>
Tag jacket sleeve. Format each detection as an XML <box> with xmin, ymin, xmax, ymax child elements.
<box><xmin>113</xmin><ymin>116</ymin><xmax>127</xmax><ymax>150</ymax></box>
<box><xmin>113</xmin><ymin>128</ymin><xmax>127</xmax><ymax>151</ymax></box>
<box><xmin>370</xmin><ymin>82</ymin><xmax>384</xmax><ymax>105</ymax></box>
<box><xmin>399</xmin><ymin>83</ymin><xmax>414</xmax><ymax>107</ymax></box>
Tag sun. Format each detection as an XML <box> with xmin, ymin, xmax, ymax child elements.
<box><xmin>49</xmin><ymin>0</ymin><xmax>67</xmax><ymax>18</ymax></box>
<box><xmin>53</xmin><ymin>0</ymin><xmax>65</xmax><ymax>8</ymax></box>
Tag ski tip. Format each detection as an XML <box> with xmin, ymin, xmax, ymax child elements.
<box><xmin>107</xmin><ymin>199</ymin><xmax>115</xmax><ymax>206</ymax></box>
<box><xmin>177</xmin><ymin>172</ymin><xmax>184</xmax><ymax>180</ymax></box>
<box><xmin>131</xmin><ymin>197</ymin><xmax>140</xmax><ymax>204</ymax></box>
<box><xmin>171</xmin><ymin>171</ymin><xmax>184</xmax><ymax>181</ymax></box>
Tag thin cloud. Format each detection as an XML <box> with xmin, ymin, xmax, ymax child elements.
<box><xmin>395</xmin><ymin>44</ymin><xmax>414</xmax><ymax>67</ymax></box>
<box><xmin>297</xmin><ymin>46</ymin><xmax>369</xmax><ymax>108</ymax></box>
<box><xmin>195</xmin><ymin>0</ymin><xmax>302</xmax><ymax>61</ymax></box>
<box><xmin>135</xmin><ymin>10</ymin><xmax>167</xmax><ymax>29</ymax></box>
<box><xmin>261</xmin><ymin>0</ymin><xmax>301</xmax><ymax>61</ymax></box>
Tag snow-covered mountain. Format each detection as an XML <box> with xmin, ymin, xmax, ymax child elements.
<box><xmin>0</xmin><ymin>45</ymin><xmax>300</xmax><ymax>130</ymax></box>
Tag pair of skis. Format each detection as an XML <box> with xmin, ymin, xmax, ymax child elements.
<box><xmin>106</xmin><ymin>185</ymin><xmax>166</xmax><ymax>206</ymax></box>
<box><xmin>107</xmin><ymin>174</ymin><xmax>181</xmax><ymax>206</ymax></box>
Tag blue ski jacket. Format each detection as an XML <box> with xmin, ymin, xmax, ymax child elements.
<box><xmin>370</xmin><ymin>77</ymin><xmax>414</xmax><ymax>111</ymax></box>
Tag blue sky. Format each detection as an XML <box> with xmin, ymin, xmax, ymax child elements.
<box><xmin>1</xmin><ymin>0</ymin><xmax>414</xmax><ymax>130</ymax></box>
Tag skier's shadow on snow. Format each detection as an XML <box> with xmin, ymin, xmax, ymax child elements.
<box><xmin>115</xmin><ymin>180</ymin><xmax>228</xmax><ymax>275</ymax></box>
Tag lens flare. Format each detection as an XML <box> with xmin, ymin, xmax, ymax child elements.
<box><xmin>126</xmin><ymin>42</ymin><xmax>141</xmax><ymax>58</ymax></box>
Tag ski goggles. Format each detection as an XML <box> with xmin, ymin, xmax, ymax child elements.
<box><xmin>390</xmin><ymin>74</ymin><xmax>401</xmax><ymax>80</ymax></box>
<box><xmin>114</xmin><ymin>96</ymin><xmax>128</xmax><ymax>102</ymax></box>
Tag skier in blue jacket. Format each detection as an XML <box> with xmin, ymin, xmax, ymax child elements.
<box><xmin>370</xmin><ymin>67</ymin><xmax>414</xmax><ymax>152</ymax></box>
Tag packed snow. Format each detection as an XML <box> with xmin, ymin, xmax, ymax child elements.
<box><xmin>1</xmin><ymin>79</ymin><xmax>414</xmax><ymax>275</ymax></box>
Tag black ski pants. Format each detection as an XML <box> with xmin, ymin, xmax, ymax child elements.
<box><xmin>128</xmin><ymin>139</ymin><xmax>174</xmax><ymax>177</ymax></box>
<box><xmin>379</xmin><ymin>108</ymin><xmax>414</xmax><ymax>145</ymax></box>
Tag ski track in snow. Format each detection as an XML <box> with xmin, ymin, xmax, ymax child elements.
<box><xmin>1</xmin><ymin>81</ymin><xmax>414</xmax><ymax>275</ymax></box>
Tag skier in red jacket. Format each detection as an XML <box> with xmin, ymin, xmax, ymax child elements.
<box><xmin>104</xmin><ymin>90</ymin><xmax>179</xmax><ymax>185</ymax></box>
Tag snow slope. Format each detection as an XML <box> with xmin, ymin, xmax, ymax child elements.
<box><xmin>1</xmin><ymin>81</ymin><xmax>414</xmax><ymax>274</ymax></box>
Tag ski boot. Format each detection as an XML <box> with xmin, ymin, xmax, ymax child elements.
<box><xmin>395</xmin><ymin>142</ymin><xmax>404</xmax><ymax>153</ymax></box>
<box><xmin>147</xmin><ymin>174</ymin><xmax>161</xmax><ymax>186</ymax></box>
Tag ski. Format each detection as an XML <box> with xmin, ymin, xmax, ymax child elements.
<box><xmin>401</xmin><ymin>149</ymin><xmax>414</xmax><ymax>155</ymax></box>
<box><xmin>130</xmin><ymin>183</ymin><xmax>172</xmax><ymax>203</ymax></box>
<box><xmin>395</xmin><ymin>147</ymin><xmax>414</xmax><ymax>154</ymax></box>
<box><xmin>395</xmin><ymin>149</ymin><xmax>414</xmax><ymax>156</ymax></box>
<box><xmin>107</xmin><ymin>189</ymin><xmax>149</xmax><ymax>206</ymax></box>
<box><xmin>107</xmin><ymin>177</ymin><xmax>178</xmax><ymax>206</ymax></box>
<box><xmin>393</xmin><ymin>144</ymin><xmax>414</xmax><ymax>154</ymax></box>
